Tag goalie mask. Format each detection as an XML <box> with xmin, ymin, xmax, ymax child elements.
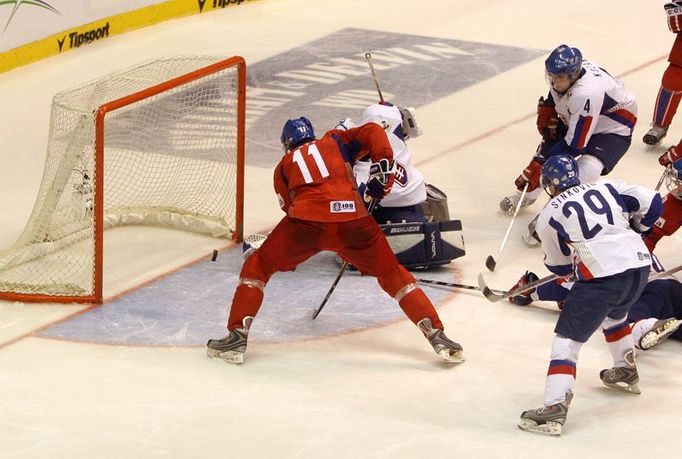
<box><xmin>666</xmin><ymin>158</ymin><xmax>682</xmax><ymax>199</ymax></box>
<box><xmin>280</xmin><ymin>117</ymin><xmax>316</xmax><ymax>151</ymax></box>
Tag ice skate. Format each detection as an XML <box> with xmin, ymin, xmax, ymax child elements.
<box><xmin>642</xmin><ymin>124</ymin><xmax>668</xmax><ymax>146</ymax></box>
<box><xmin>499</xmin><ymin>193</ymin><xmax>536</xmax><ymax>215</ymax></box>
<box><xmin>508</xmin><ymin>271</ymin><xmax>539</xmax><ymax>306</ymax></box>
<box><xmin>206</xmin><ymin>316</ymin><xmax>253</xmax><ymax>364</ymax></box>
<box><xmin>599</xmin><ymin>351</ymin><xmax>640</xmax><ymax>394</ymax></box>
<box><xmin>518</xmin><ymin>391</ymin><xmax>573</xmax><ymax>436</ymax></box>
<box><xmin>638</xmin><ymin>318</ymin><xmax>682</xmax><ymax>351</ymax></box>
<box><xmin>418</xmin><ymin>318</ymin><xmax>464</xmax><ymax>364</ymax></box>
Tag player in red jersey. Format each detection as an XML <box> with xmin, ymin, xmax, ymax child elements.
<box><xmin>643</xmin><ymin>2</ymin><xmax>682</xmax><ymax>145</ymax></box>
<box><xmin>643</xmin><ymin>157</ymin><xmax>682</xmax><ymax>251</ymax></box>
<box><xmin>206</xmin><ymin>117</ymin><xmax>464</xmax><ymax>365</ymax></box>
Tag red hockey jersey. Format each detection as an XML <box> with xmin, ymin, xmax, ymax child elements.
<box><xmin>273</xmin><ymin>122</ymin><xmax>393</xmax><ymax>222</ymax></box>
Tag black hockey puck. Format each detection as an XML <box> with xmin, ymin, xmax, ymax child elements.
<box><xmin>211</xmin><ymin>249</ymin><xmax>218</xmax><ymax>262</ymax></box>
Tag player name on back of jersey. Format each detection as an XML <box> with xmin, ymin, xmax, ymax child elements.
<box><xmin>548</xmin><ymin>183</ymin><xmax>598</xmax><ymax>209</ymax></box>
<box><xmin>330</xmin><ymin>201</ymin><xmax>356</xmax><ymax>213</ymax></box>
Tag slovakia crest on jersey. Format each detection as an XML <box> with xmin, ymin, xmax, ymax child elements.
<box><xmin>393</xmin><ymin>161</ymin><xmax>408</xmax><ymax>187</ymax></box>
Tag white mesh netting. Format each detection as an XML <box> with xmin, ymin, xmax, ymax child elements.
<box><xmin>0</xmin><ymin>56</ymin><xmax>242</xmax><ymax>300</ymax></box>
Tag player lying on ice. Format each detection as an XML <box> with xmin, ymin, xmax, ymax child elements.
<box><xmin>507</xmin><ymin>261</ymin><xmax>682</xmax><ymax>352</ymax></box>
<box><xmin>515</xmin><ymin>155</ymin><xmax>662</xmax><ymax>436</ymax></box>
<box><xmin>206</xmin><ymin>116</ymin><xmax>464</xmax><ymax>365</ymax></box>
<box><xmin>334</xmin><ymin>102</ymin><xmax>465</xmax><ymax>270</ymax></box>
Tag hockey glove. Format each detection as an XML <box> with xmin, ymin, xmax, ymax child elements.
<box><xmin>536</xmin><ymin>97</ymin><xmax>558</xmax><ymax>140</ymax></box>
<box><xmin>659</xmin><ymin>144</ymin><xmax>682</xmax><ymax>166</ymax></box>
<box><xmin>366</xmin><ymin>158</ymin><xmax>395</xmax><ymax>200</ymax></box>
<box><xmin>514</xmin><ymin>157</ymin><xmax>543</xmax><ymax>192</ymax></box>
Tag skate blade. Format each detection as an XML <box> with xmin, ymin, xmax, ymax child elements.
<box><xmin>207</xmin><ymin>348</ymin><xmax>244</xmax><ymax>364</ymax></box>
<box><xmin>639</xmin><ymin>319</ymin><xmax>682</xmax><ymax>350</ymax></box>
<box><xmin>438</xmin><ymin>348</ymin><xmax>465</xmax><ymax>364</ymax></box>
<box><xmin>601</xmin><ymin>381</ymin><xmax>641</xmax><ymax>394</ymax></box>
<box><xmin>517</xmin><ymin>419</ymin><xmax>562</xmax><ymax>436</ymax></box>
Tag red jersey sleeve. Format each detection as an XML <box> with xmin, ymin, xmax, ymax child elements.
<box><xmin>273</xmin><ymin>159</ymin><xmax>292</xmax><ymax>214</ymax></box>
<box><xmin>333</xmin><ymin>122</ymin><xmax>394</xmax><ymax>164</ymax></box>
<box><xmin>644</xmin><ymin>193</ymin><xmax>682</xmax><ymax>251</ymax></box>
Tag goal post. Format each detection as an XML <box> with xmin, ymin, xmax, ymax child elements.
<box><xmin>0</xmin><ymin>55</ymin><xmax>246</xmax><ymax>304</ymax></box>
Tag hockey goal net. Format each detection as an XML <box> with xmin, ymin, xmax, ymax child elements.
<box><xmin>0</xmin><ymin>55</ymin><xmax>245</xmax><ymax>303</ymax></box>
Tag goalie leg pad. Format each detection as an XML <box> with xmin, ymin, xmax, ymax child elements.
<box><xmin>381</xmin><ymin>220</ymin><xmax>466</xmax><ymax>270</ymax></box>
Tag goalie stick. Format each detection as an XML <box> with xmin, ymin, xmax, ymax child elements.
<box><xmin>486</xmin><ymin>182</ymin><xmax>529</xmax><ymax>271</ymax></box>
<box><xmin>364</xmin><ymin>52</ymin><xmax>385</xmax><ymax>103</ymax></box>
<box><xmin>478</xmin><ymin>263</ymin><xmax>682</xmax><ymax>303</ymax></box>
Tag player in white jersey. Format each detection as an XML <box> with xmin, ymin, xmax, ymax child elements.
<box><xmin>517</xmin><ymin>155</ymin><xmax>662</xmax><ymax>437</ymax></box>
<box><xmin>501</xmin><ymin>45</ymin><xmax>637</xmax><ymax>244</ymax></box>
<box><xmin>339</xmin><ymin>102</ymin><xmax>428</xmax><ymax>224</ymax></box>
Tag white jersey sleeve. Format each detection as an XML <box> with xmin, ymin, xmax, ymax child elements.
<box><xmin>550</xmin><ymin>60</ymin><xmax>637</xmax><ymax>150</ymax></box>
<box><xmin>353</xmin><ymin>104</ymin><xmax>426</xmax><ymax>207</ymax></box>
<box><xmin>536</xmin><ymin>180</ymin><xmax>653</xmax><ymax>280</ymax></box>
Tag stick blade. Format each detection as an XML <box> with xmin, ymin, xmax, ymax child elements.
<box><xmin>477</xmin><ymin>273</ymin><xmax>505</xmax><ymax>303</ymax></box>
<box><xmin>485</xmin><ymin>255</ymin><xmax>497</xmax><ymax>272</ymax></box>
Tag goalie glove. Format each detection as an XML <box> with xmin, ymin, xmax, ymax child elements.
<box><xmin>365</xmin><ymin>158</ymin><xmax>395</xmax><ymax>200</ymax></box>
<box><xmin>659</xmin><ymin>143</ymin><xmax>682</xmax><ymax>166</ymax></box>
<box><xmin>514</xmin><ymin>157</ymin><xmax>543</xmax><ymax>192</ymax></box>
<box><xmin>536</xmin><ymin>96</ymin><xmax>558</xmax><ymax>140</ymax></box>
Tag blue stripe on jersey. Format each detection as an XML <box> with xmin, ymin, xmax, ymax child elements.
<box><xmin>601</xmin><ymin>93</ymin><xmax>619</xmax><ymax>113</ymax></box>
<box><xmin>570</xmin><ymin>115</ymin><xmax>592</xmax><ymax>149</ymax></box>
<box><xmin>605</xmin><ymin>183</ymin><xmax>662</xmax><ymax>230</ymax></box>
<box><xmin>604</xmin><ymin>183</ymin><xmax>628</xmax><ymax>213</ymax></box>
<box><xmin>603</xmin><ymin>110</ymin><xmax>636</xmax><ymax>129</ymax></box>
<box><xmin>641</xmin><ymin>193</ymin><xmax>663</xmax><ymax>228</ymax></box>
<box><xmin>545</xmin><ymin>263</ymin><xmax>573</xmax><ymax>276</ymax></box>
<box><xmin>548</xmin><ymin>217</ymin><xmax>572</xmax><ymax>256</ymax></box>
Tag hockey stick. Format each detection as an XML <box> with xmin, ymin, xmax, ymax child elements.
<box><xmin>416</xmin><ymin>277</ymin><xmax>504</xmax><ymax>295</ymax></box>
<box><xmin>655</xmin><ymin>166</ymin><xmax>669</xmax><ymax>191</ymax></box>
<box><xmin>650</xmin><ymin>263</ymin><xmax>682</xmax><ymax>280</ymax></box>
<box><xmin>364</xmin><ymin>52</ymin><xmax>385</xmax><ymax>103</ymax></box>
<box><xmin>486</xmin><ymin>182</ymin><xmax>530</xmax><ymax>271</ymax></box>
<box><xmin>313</xmin><ymin>199</ymin><xmax>378</xmax><ymax>319</ymax></box>
<box><xmin>477</xmin><ymin>262</ymin><xmax>682</xmax><ymax>304</ymax></box>
<box><xmin>477</xmin><ymin>271</ymin><xmax>559</xmax><ymax>303</ymax></box>
<box><xmin>312</xmin><ymin>260</ymin><xmax>348</xmax><ymax>319</ymax></box>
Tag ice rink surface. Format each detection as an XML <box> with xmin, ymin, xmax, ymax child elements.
<box><xmin>2</xmin><ymin>1</ymin><xmax>682</xmax><ymax>457</ymax></box>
